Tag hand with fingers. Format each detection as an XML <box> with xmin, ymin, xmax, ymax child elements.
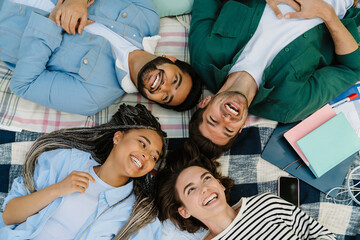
<box><xmin>49</xmin><ymin>0</ymin><xmax>95</xmax><ymax>35</ymax></box>
<box><xmin>266</xmin><ymin>0</ymin><xmax>301</xmax><ymax>19</ymax></box>
<box><xmin>54</xmin><ymin>170</ymin><xmax>96</xmax><ymax>197</ymax></box>
<box><xmin>283</xmin><ymin>0</ymin><xmax>334</xmax><ymax>21</ymax></box>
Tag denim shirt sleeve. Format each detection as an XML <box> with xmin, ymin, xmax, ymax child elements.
<box><xmin>2</xmin><ymin>177</ymin><xmax>29</xmax><ymax>211</ymax></box>
<box><xmin>2</xmin><ymin>149</ymin><xmax>73</xmax><ymax>212</ymax></box>
<box><xmin>131</xmin><ymin>0</ymin><xmax>160</xmax><ymax>36</ymax></box>
<box><xmin>9</xmin><ymin>12</ymin><xmax>102</xmax><ymax>116</ymax></box>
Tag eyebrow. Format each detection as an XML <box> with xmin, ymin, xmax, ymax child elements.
<box><xmin>141</xmin><ymin>135</ymin><xmax>160</xmax><ymax>156</ymax></box>
<box><xmin>206</xmin><ymin>117</ymin><xmax>215</xmax><ymax>127</ymax></box>
<box><xmin>176</xmin><ymin>73</ymin><xmax>182</xmax><ymax>90</ymax></box>
<box><xmin>206</xmin><ymin>118</ymin><xmax>232</xmax><ymax>138</ymax></box>
<box><xmin>165</xmin><ymin>74</ymin><xmax>182</xmax><ymax>104</ymax></box>
<box><xmin>183</xmin><ymin>171</ymin><xmax>210</xmax><ymax>195</ymax></box>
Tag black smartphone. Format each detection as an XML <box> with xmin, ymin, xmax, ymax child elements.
<box><xmin>278</xmin><ymin>176</ymin><xmax>300</xmax><ymax>207</ymax></box>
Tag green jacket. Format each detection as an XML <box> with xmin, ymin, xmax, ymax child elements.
<box><xmin>189</xmin><ymin>0</ymin><xmax>360</xmax><ymax>123</ymax></box>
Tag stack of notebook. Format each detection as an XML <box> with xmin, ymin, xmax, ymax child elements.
<box><xmin>284</xmin><ymin>104</ymin><xmax>360</xmax><ymax>178</ymax></box>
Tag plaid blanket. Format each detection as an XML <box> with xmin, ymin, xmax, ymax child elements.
<box><xmin>1</xmin><ymin>9</ymin><xmax>359</xmax><ymax>240</ymax></box>
<box><xmin>0</xmin><ymin>124</ymin><xmax>359</xmax><ymax>239</ymax></box>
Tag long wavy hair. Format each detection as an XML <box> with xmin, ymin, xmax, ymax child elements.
<box><xmin>156</xmin><ymin>140</ymin><xmax>234</xmax><ymax>233</ymax></box>
<box><xmin>22</xmin><ymin>104</ymin><xmax>167</xmax><ymax>240</ymax></box>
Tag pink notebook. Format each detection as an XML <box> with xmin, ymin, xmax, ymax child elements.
<box><xmin>283</xmin><ymin>104</ymin><xmax>336</xmax><ymax>166</ymax></box>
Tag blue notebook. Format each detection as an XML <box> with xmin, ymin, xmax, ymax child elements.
<box><xmin>261</xmin><ymin>123</ymin><xmax>357</xmax><ymax>198</ymax></box>
<box><xmin>297</xmin><ymin>113</ymin><xmax>360</xmax><ymax>178</ymax></box>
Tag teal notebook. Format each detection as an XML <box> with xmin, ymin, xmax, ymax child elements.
<box><xmin>297</xmin><ymin>113</ymin><xmax>360</xmax><ymax>178</ymax></box>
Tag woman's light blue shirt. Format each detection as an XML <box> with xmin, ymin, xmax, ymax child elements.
<box><xmin>0</xmin><ymin>148</ymin><xmax>161</xmax><ymax>239</ymax></box>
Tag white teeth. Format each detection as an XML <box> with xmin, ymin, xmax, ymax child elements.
<box><xmin>131</xmin><ymin>156</ymin><xmax>142</xmax><ymax>168</ymax></box>
<box><xmin>151</xmin><ymin>74</ymin><xmax>160</xmax><ymax>89</ymax></box>
<box><xmin>226</xmin><ymin>104</ymin><xmax>239</xmax><ymax>115</ymax></box>
<box><xmin>204</xmin><ymin>194</ymin><xmax>218</xmax><ymax>206</ymax></box>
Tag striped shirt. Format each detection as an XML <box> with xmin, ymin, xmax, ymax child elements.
<box><xmin>203</xmin><ymin>193</ymin><xmax>335</xmax><ymax>240</ymax></box>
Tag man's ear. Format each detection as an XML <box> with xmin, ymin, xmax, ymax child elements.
<box><xmin>198</xmin><ymin>96</ymin><xmax>212</xmax><ymax>108</ymax></box>
<box><xmin>164</xmin><ymin>55</ymin><xmax>177</xmax><ymax>63</ymax></box>
<box><xmin>178</xmin><ymin>206</ymin><xmax>191</xmax><ymax>219</ymax></box>
<box><xmin>113</xmin><ymin>131</ymin><xmax>124</xmax><ymax>145</ymax></box>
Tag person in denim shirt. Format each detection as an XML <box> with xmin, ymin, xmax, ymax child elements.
<box><xmin>0</xmin><ymin>0</ymin><xmax>202</xmax><ymax>115</ymax></box>
<box><xmin>0</xmin><ymin>104</ymin><xmax>167</xmax><ymax>239</ymax></box>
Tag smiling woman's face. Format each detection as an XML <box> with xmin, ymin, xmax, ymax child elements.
<box><xmin>111</xmin><ymin>129</ymin><xmax>163</xmax><ymax>179</ymax></box>
<box><xmin>175</xmin><ymin>166</ymin><xmax>228</xmax><ymax>222</ymax></box>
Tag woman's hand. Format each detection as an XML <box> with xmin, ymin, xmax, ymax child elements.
<box><xmin>2</xmin><ymin>170</ymin><xmax>95</xmax><ymax>225</ymax></box>
<box><xmin>49</xmin><ymin>0</ymin><xmax>94</xmax><ymax>35</ymax></box>
<box><xmin>266</xmin><ymin>0</ymin><xmax>301</xmax><ymax>19</ymax></box>
<box><xmin>54</xmin><ymin>170</ymin><xmax>95</xmax><ymax>197</ymax></box>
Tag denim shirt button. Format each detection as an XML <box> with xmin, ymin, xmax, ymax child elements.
<box><xmin>83</xmin><ymin>59</ymin><xmax>89</xmax><ymax>65</ymax></box>
<box><xmin>122</xmin><ymin>12</ymin><xmax>128</xmax><ymax>18</ymax></box>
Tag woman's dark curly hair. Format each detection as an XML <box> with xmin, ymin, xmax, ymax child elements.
<box><xmin>155</xmin><ymin>140</ymin><xmax>234</xmax><ymax>233</ymax></box>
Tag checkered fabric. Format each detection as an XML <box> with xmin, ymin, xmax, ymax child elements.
<box><xmin>1</xmin><ymin>9</ymin><xmax>359</xmax><ymax>239</ymax></box>
<box><xmin>0</xmin><ymin>125</ymin><xmax>359</xmax><ymax>239</ymax></box>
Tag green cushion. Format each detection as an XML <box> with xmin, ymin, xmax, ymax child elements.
<box><xmin>152</xmin><ymin>0</ymin><xmax>193</xmax><ymax>17</ymax></box>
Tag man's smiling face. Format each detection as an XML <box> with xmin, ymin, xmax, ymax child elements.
<box><xmin>137</xmin><ymin>57</ymin><xmax>192</xmax><ymax>106</ymax></box>
<box><xmin>199</xmin><ymin>91</ymin><xmax>249</xmax><ymax>146</ymax></box>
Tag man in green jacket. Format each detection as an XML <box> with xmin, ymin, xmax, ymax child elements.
<box><xmin>189</xmin><ymin>0</ymin><xmax>360</xmax><ymax>158</ymax></box>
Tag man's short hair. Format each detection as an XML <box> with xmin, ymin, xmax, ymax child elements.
<box><xmin>157</xmin><ymin>59</ymin><xmax>202</xmax><ymax>111</ymax></box>
<box><xmin>155</xmin><ymin>141</ymin><xmax>234</xmax><ymax>233</ymax></box>
<box><xmin>189</xmin><ymin>107</ymin><xmax>238</xmax><ymax>160</ymax></box>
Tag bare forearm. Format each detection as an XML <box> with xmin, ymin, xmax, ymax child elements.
<box><xmin>284</xmin><ymin>0</ymin><xmax>358</xmax><ymax>55</ymax></box>
<box><xmin>321</xmin><ymin>4</ymin><xmax>358</xmax><ymax>55</ymax></box>
<box><xmin>2</xmin><ymin>184</ymin><xmax>60</xmax><ymax>225</ymax></box>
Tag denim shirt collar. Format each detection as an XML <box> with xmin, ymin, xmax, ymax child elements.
<box><xmin>104</xmin><ymin>179</ymin><xmax>134</xmax><ymax>207</ymax></box>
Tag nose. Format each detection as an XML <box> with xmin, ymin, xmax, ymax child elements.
<box><xmin>201</xmin><ymin>185</ymin><xmax>208</xmax><ymax>195</ymax></box>
<box><xmin>222</xmin><ymin>113</ymin><xmax>232</xmax><ymax>122</ymax></box>
<box><xmin>142</xmin><ymin>152</ymin><xmax>149</xmax><ymax>161</ymax></box>
<box><xmin>160</xmin><ymin>80</ymin><xmax>171</xmax><ymax>92</ymax></box>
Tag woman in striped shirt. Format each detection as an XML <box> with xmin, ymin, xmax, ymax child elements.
<box><xmin>156</xmin><ymin>145</ymin><xmax>336</xmax><ymax>240</ymax></box>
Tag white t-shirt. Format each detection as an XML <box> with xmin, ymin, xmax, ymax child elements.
<box><xmin>34</xmin><ymin>164</ymin><xmax>113</xmax><ymax>240</ymax></box>
<box><xmin>228</xmin><ymin>0</ymin><xmax>353</xmax><ymax>88</ymax></box>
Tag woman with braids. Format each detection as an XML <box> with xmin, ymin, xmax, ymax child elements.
<box><xmin>0</xmin><ymin>104</ymin><xmax>166</xmax><ymax>240</ymax></box>
<box><xmin>156</xmin><ymin>142</ymin><xmax>336</xmax><ymax>240</ymax></box>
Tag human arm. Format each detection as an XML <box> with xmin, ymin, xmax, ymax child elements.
<box><xmin>2</xmin><ymin>171</ymin><xmax>95</xmax><ymax>225</ymax></box>
<box><xmin>10</xmin><ymin>11</ymin><xmax>109</xmax><ymax>115</ymax></box>
<box><xmin>53</xmin><ymin>0</ymin><xmax>94</xmax><ymax>35</ymax></box>
<box><xmin>284</xmin><ymin>0</ymin><xmax>358</xmax><ymax>55</ymax></box>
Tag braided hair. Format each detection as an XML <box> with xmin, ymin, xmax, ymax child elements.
<box><xmin>23</xmin><ymin>104</ymin><xmax>167</xmax><ymax>240</ymax></box>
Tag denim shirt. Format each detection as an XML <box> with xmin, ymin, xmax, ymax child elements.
<box><xmin>0</xmin><ymin>149</ymin><xmax>161</xmax><ymax>239</ymax></box>
<box><xmin>0</xmin><ymin>0</ymin><xmax>160</xmax><ymax>115</ymax></box>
